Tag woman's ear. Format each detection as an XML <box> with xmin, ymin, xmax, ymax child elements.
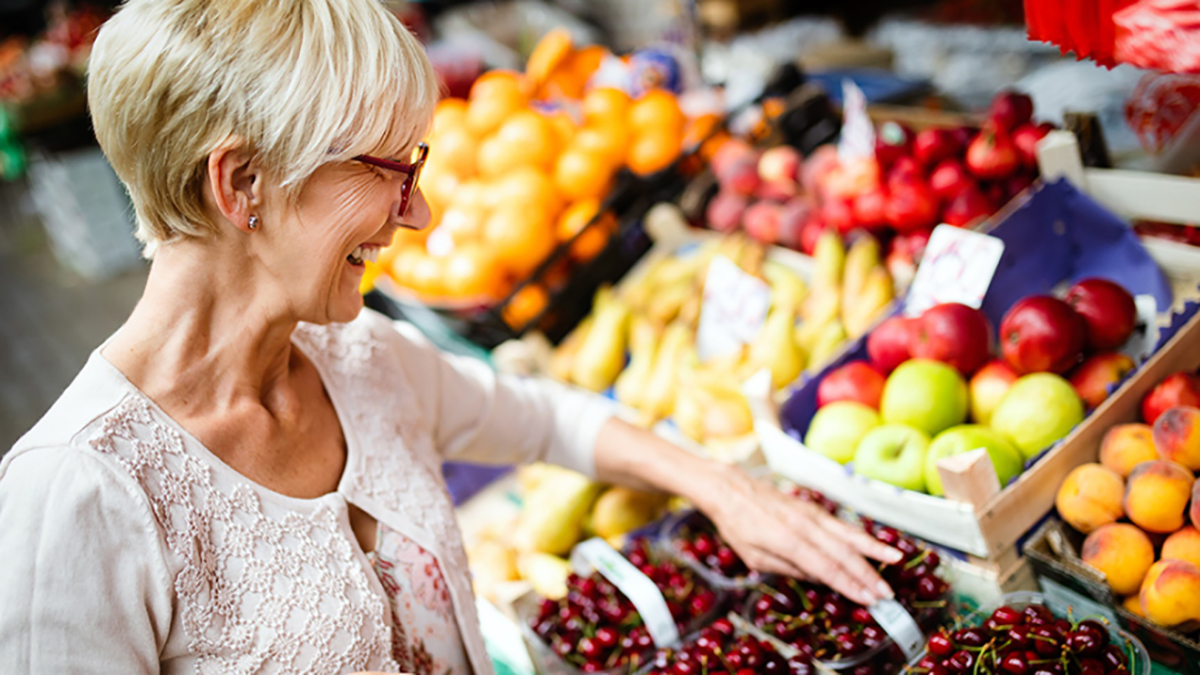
<box><xmin>206</xmin><ymin>141</ymin><xmax>262</xmax><ymax>233</ymax></box>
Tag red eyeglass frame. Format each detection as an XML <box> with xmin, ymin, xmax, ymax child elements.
<box><xmin>353</xmin><ymin>142</ymin><xmax>429</xmax><ymax>217</ymax></box>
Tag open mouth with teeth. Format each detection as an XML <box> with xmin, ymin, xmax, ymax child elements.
<box><xmin>347</xmin><ymin>245</ymin><xmax>381</xmax><ymax>267</ymax></box>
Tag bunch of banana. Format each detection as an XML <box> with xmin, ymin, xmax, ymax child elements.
<box><xmin>467</xmin><ymin>463</ymin><xmax>669</xmax><ymax>602</ymax></box>
<box><xmin>552</xmin><ymin>230</ymin><xmax>895</xmax><ymax>448</ymax></box>
<box><xmin>795</xmin><ymin>231</ymin><xmax>895</xmax><ymax>366</ymax></box>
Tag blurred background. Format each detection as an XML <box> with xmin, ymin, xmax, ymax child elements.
<box><xmin>1</xmin><ymin>0</ymin><xmax>1196</xmax><ymax>451</ymax></box>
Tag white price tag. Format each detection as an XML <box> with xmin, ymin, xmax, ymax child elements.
<box><xmin>1124</xmin><ymin>294</ymin><xmax>1159</xmax><ymax>363</ymax></box>
<box><xmin>905</xmin><ymin>225</ymin><xmax>1006</xmax><ymax>316</ymax></box>
<box><xmin>868</xmin><ymin>598</ymin><xmax>925</xmax><ymax>661</ymax></box>
<box><xmin>837</xmin><ymin>80</ymin><xmax>875</xmax><ymax>162</ymax></box>
<box><xmin>696</xmin><ymin>256</ymin><xmax>772</xmax><ymax>362</ymax></box>
<box><xmin>569</xmin><ymin>539</ymin><xmax>681</xmax><ymax>648</ymax></box>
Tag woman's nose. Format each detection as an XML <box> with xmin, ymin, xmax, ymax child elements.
<box><xmin>395</xmin><ymin>188</ymin><xmax>432</xmax><ymax>231</ymax></box>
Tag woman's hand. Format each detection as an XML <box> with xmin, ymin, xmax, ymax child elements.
<box><xmin>696</xmin><ymin>468</ymin><xmax>901</xmax><ymax>606</ymax></box>
<box><xmin>592</xmin><ymin>418</ymin><xmax>900</xmax><ymax>607</ymax></box>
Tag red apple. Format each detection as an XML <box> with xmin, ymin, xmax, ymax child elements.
<box><xmin>887</xmin><ymin>156</ymin><xmax>924</xmax><ymax>185</ymax></box>
<box><xmin>988</xmin><ymin>91</ymin><xmax>1034</xmax><ymax>132</ymax></box>
<box><xmin>851</xmin><ymin>188</ymin><xmax>888</xmax><ymax>228</ymax></box>
<box><xmin>999</xmin><ymin>296</ymin><xmax>1086</xmax><ymax>374</ymax></box>
<box><xmin>866</xmin><ymin>316</ymin><xmax>915</xmax><ymax>374</ymax></box>
<box><xmin>743</xmin><ymin>201</ymin><xmax>783</xmax><ymax>244</ymax></box>
<box><xmin>758</xmin><ymin>145</ymin><xmax>802</xmax><ymax>184</ymax></box>
<box><xmin>1063</xmin><ymin>278</ymin><xmax>1138</xmax><ymax>351</ymax></box>
<box><xmin>969</xmin><ymin>359</ymin><xmax>1019</xmax><ymax>425</ymax></box>
<box><xmin>910</xmin><ymin>302</ymin><xmax>993</xmax><ymax>375</ymax></box>
<box><xmin>928</xmin><ymin>159</ymin><xmax>973</xmax><ymax>201</ymax></box>
<box><xmin>711</xmin><ymin>138</ymin><xmax>757</xmax><ymax>179</ymax></box>
<box><xmin>942</xmin><ymin>185</ymin><xmax>994</xmax><ymax>228</ymax></box>
<box><xmin>798</xmin><ymin>216</ymin><xmax>829</xmax><ymax>255</ymax></box>
<box><xmin>1070</xmin><ymin>352</ymin><xmax>1136</xmax><ymax>409</ymax></box>
<box><xmin>716</xmin><ymin>156</ymin><xmax>761</xmax><ymax>196</ymax></box>
<box><xmin>817</xmin><ymin>361</ymin><xmax>886</xmax><ymax>409</ymax></box>
<box><xmin>822</xmin><ymin>197</ymin><xmax>858</xmax><ymax>234</ymax></box>
<box><xmin>776</xmin><ymin>198</ymin><xmax>812</xmax><ymax>249</ymax></box>
<box><xmin>1142</xmin><ymin>372</ymin><xmax>1200</xmax><ymax>424</ymax></box>
<box><xmin>1011</xmin><ymin>122</ymin><xmax>1052</xmax><ymax>168</ymax></box>
<box><xmin>874</xmin><ymin>121</ymin><xmax>914</xmax><ymax>170</ymax></box>
<box><xmin>884</xmin><ymin>178</ymin><xmax>938</xmax><ymax>233</ymax></box>
<box><xmin>966</xmin><ymin>123</ymin><xmax>1020</xmax><ymax>180</ymax></box>
<box><xmin>913</xmin><ymin>127</ymin><xmax>962</xmax><ymax>167</ymax></box>
<box><xmin>705</xmin><ymin>190</ymin><xmax>747</xmax><ymax>233</ymax></box>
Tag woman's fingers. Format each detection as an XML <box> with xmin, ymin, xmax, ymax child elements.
<box><xmin>800</xmin><ymin>517</ymin><xmax>893</xmax><ymax>603</ymax></box>
<box><xmin>817</xmin><ymin>511</ymin><xmax>903</xmax><ymax>564</ymax></box>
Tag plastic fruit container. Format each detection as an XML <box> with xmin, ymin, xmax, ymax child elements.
<box><xmin>907</xmin><ymin>591</ymin><xmax>1151</xmax><ymax>675</ymax></box>
<box><xmin>516</xmin><ymin>538</ymin><xmax>727</xmax><ymax>675</ymax></box>
<box><xmin>658</xmin><ymin>510</ymin><xmax>762</xmax><ymax>591</ymax></box>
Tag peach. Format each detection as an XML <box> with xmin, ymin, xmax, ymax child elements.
<box><xmin>1124</xmin><ymin>460</ymin><xmax>1195</xmax><ymax>533</ymax></box>
<box><xmin>1055</xmin><ymin>463</ymin><xmax>1125</xmax><ymax>533</ymax></box>
<box><xmin>1162</xmin><ymin>526</ymin><xmax>1200</xmax><ymax>569</ymax></box>
<box><xmin>1070</xmin><ymin>352</ymin><xmax>1135</xmax><ymax>409</ymax></box>
<box><xmin>1081</xmin><ymin>523</ymin><xmax>1156</xmax><ymax>595</ymax></box>
<box><xmin>1193</xmin><ymin>480</ymin><xmax>1200</xmax><ymax>530</ymax></box>
<box><xmin>1122</xmin><ymin>594</ymin><xmax>1145</xmax><ymax>618</ymax></box>
<box><xmin>1099</xmin><ymin>423</ymin><xmax>1158</xmax><ymax>478</ymax></box>
<box><xmin>1139</xmin><ymin>559</ymin><xmax>1200</xmax><ymax>626</ymax></box>
<box><xmin>1152</xmin><ymin>405</ymin><xmax>1200</xmax><ymax>471</ymax></box>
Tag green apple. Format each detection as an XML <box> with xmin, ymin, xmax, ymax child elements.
<box><xmin>924</xmin><ymin>424</ymin><xmax>1025</xmax><ymax>497</ymax></box>
<box><xmin>804</xmin><ymin>401</ymin><xmax>880</xmax><ymax>464</ymax></box>
<box><xmin>852</xmin><ymin>424</ymin><xmax>931</xmax><ymax>493</ymax></box>
<box><xmin>989</xmin><ymin>373</ymin><xmax>1085</xmax><ymax>460</ymax></box>
<box><xmin>880</xmin><ymin>359</ymin><xmax>969</xmax><ymax>437</ymax></box>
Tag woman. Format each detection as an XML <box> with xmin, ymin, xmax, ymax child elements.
<box><xmin>0</xmin><ymin>0</ymin><xmax>898</xmax><ymax>672</ymax></box>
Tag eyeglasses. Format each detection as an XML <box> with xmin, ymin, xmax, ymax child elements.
<box><xmin>353</xmin><ymin>142</ymin><xmax>429</xmax><ymax>217</ymax></box>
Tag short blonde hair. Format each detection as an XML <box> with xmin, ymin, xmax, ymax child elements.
<box><xmin>88</xmin><ymin>0</ymin><xmax>439</xmax><ymax>256</ymax></box>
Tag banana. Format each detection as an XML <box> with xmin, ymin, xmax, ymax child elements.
<box><xmin>614</xmin><ymin>317</ymin><xmax>662</xmax><ymax>409</ymax></box>
<box><xmin>550</xmin><ymin>317</ymin><xmax>591</xmax><ymax>382</ymax></box>
<box><xmin>807</xmin><ymin>320</ymin><xmax>848</xmax><ymax>370</ymax></box>
<box><xmin>842</xmin><ymin>235</ymin><xmax>881</xmax><ymax>303</ymax></box>
<box><xmin>749</xmin><ymin>302</ymin><xmax>805</xmax><ymax>389</ymax></box>
<box><xmin>843</xmin><ymin>267</ymin><xmax>895</xmax><ymax>338</ymax></box>
<box><xmin>812</xmin><ymin>230</ymin><xmax>846</xmax><ymax>292</ymax></box>
<box><xmin>764</xmin><ymin>261</ymin><xmax>808</xmax><ymax>314</ymax></box>
<box><xmin>570</xmin><ymin>287</ymin><xmax>631</xmax><ymax>392</ymax></box>
<box><xmin>641</xmin><ymin>321</ymin><xmax>692</xmax><ymax>421</ymax></box>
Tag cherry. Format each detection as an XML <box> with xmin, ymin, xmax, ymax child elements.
<box><xmin>991</xmin><ymin>605</ymin><xmax>1022</xmax><ymax>626</ymax></box>
<box><xmin>1101</xmin><ymin>644</ymin><xmax>1127</xmax><ymax>669</ymax></box>
<box><xmin>594</xmin><ymin>626</ymin><xmax>617</xmax><ymax>648</ymax></box>
<box><xmin>788</xmin><ymin>656</ymin><xmax>814</xmax><ymax>675</ymax></box>
<box><xmin>1023</xmin><ymin>604</ymin><xmax>1053</xmax><ymax>625</ymax></box>
<box><xmin>1001</xmin><ymin>652</ymin><xmax>1030</xmax><ymax>675</ymax></box>
<box><xmin>948</xmin><ymin>650</ymin><xmax>975</xmax><ymax>672</ymax></box>
<box><xmin>712</xmin><ymin>617</ymin><xmax>734</xmax><ymax>636</ymax></box>
<box><xmin>1008</xmin><ymin>624</ymin><xmax>1032</xmax><ymax>648</ymax></box>
<box><xmin>852</xmin><ymin>607</ymin><xmax>874</xmax><ymax>624</ymax></box>
<box><xmin>1066</xmin><ymin>630</ymin><xmax>1103</xmax><ymax>656</ymax></box>
<box><xmin>577</xmin><ymin>636</ymin><xmax>600</xmax><ymax>658</ymax></box>
<box><xmin>954</xmin><ymin>628</ymin><xmax>987</xmax><ymax>648</ymax></box>
<box><xmin>1078</xmin><ymin>658</ymin><xmax>1106</xmax><ymax>675</ymax></box>
<box><xmin>1077</xmin><ymin>620</ymin><xmax>1110</xmax><ymax>648</ymax></box>
<box><xmin>928</xmin><ymin>631</ymin><xmax>954</xmax><ymax>656</ymax></box>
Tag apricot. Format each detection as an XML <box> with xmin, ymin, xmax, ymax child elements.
<box><xmin>1122</xmin><ymin>594</ymin><xmax>1145</xmax><ymax>618</ymax></box>
<box><xmin>1124</xmin><ymin>460</ymin><xmax>1195</xmax><ymax>533</ymax></box>
<box><xmin>1152</xmin><ymin>405</ymin><xmax>1200</xmax><ymax>471</ymax></box>
<box><xmin>1056</xmin><ymin>463</ymin><xmax>1125</xmax><ymax>533</ymax></box>
<box><xmin>1081</xmin><ymin>523</ymin><xmax>1156</xmax><ymax>595</ymax></box>
<box><xmin>1139</xmin><ymin>559</ymin><xmax>1200</xmax><ymax>626</ymax></box>
<box><xmin>1099</xmin><ymin>424</ymin><xmax>1158</xmax><ymax>478</ymax></box>
<box><xmin>1162</xmin><ymin>526</ymin><xmax>1200</xmax><ymax>569</ymax></box>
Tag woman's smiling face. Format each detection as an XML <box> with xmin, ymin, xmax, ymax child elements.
<box><xmin>258</xmin><ymin>149</ymin><xmax>432</xmax><ymax>325</ymax></box>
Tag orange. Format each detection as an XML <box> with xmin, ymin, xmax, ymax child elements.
<box><xmin>429</xmin><ymin>125</ymin><xmax>478</xmax><ymax>178</ymax></box>
<box><xmin>403</xmin><ymin>249</ymin><xmax>447</xmax><ymax>298</ymax></box>
<box><xmin>431</xmin><ymin>98</ymin><xmax>469</xmax><ymax>136</ymax></box>
<box><xmin>438</xmin><ymin>206</ymin><xmax>487</xmax><ymax>244</ymax></box>
<box><xmin>682</xmin><ymin>112</ymin><xmax>722</xmax><ymax>150</ymax></box>
<box><xmin>546</xmin><ymin>110</ymin><xmax>579</xmax><ymax>149</ymax></box>
<box><xmin>525</xmin><ymin>28</ymin><xmax>574</xmax><ymax>86</ymax></box>
<box><xmin>420</xmin><ymin>163</ymin><xmax>461</xmax><ymax>209</ymax></box>
<box><xmin>489</xmin><ymin>166</ymin><xmax>563</xmax><ymax>220</ymax></box>
<box><xmin>469</xmin><ymin>70</ymin><xmax>527</xmax><ymax>101</ymax></box>
<box><xmin>571</xmin><ymin>122</ymin><xmax>628</xmax><ymax>168</ymax></box>
<box><xmin>483</xmin><ymin>206</ymin><xmax>556</xmax><ymax>278</ymax></box>
<box><xmin>388</xmin><ymin>245</ymin><xmax>421</xmax><ymax>284</ymax></box>
<box><xmin>627</xmin><ymin>129</ymin><xmax>682</xmax><ymax>176</ymax></box>
<box><xmin>466</xmin><ymin>87</ymin><xmax>525</xmax><ymax>137</ymax></box>
<box><xmin>495</xmin><ymin>109</ymin><xmax>559</xmax><ymax>169</ymax></box>
<box><xmin>629</xmin><ymin>89</ymin><xmax>685</xmax><ymax>136</ymax></box>
<box><xmin>553</xmin><ymin>148</ymin><xmax>613</xmax><ymax>201</ymax></box>
<box><xmin>442</xmin><ymin>243</ymin><xmax>506</xmax><ymax>299</ymax></box>
<box><xmin>503</xmin><ymin>282</ymin><xmax>550</xmax><ymax>330</ymax></box>
<box><xmin>557</xmin><ymin>198</ymin><xmax>617</xmax><ymax>262</ymax></box>
<box><xmin>455</xmin><ymin>178</ymin><xmax>491</xmax><ymax>214</ymax></box>
<box><xmin>476</xmin><ymin>133</ymin><xmax>527</xmax><ymax>179</ymax></box>
<box><xmin>582</xmin><ymin>87</ymin><xmax>632</xmax><ymax>124</ymax></box>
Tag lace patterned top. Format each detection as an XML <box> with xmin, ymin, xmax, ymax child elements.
<box><xmin>0</xmin><ymin>309</ymin><xmax>614</xmax><ymax>674</ymax></box>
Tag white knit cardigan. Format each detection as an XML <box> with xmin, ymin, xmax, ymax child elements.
<box><xmin>0</xmin><ymin>309</ymin><xmax>614</xmax><ymax>674</ymax></box>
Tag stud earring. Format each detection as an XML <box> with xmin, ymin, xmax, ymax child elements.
<box><xmin>248</xmin><ymin>215</ymin><xmax>260</xmax><ymax>230</ymax></box>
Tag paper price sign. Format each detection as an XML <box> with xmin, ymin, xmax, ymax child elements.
<box><xmin>696</xmin><ymin>255</ymin><xmax>772</xmax><ymax>362</ymax></box>
<box><xmin>905</xmin><ymin>225</ymin><xmax>1006</xmax><ymax>317</ymax></box>
<box><xmin>869</xmin><ymin>598</ymin><xmax>925</xmax><ymax>661</ymax></box>
<box><xmin>570</xmin><ymin>538</ymin><xmax>680</xmax><ymax>648</ymax></box>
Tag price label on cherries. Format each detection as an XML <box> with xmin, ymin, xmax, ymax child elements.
<box><xmin>696</xmin><ymin>255</ymin><xmax>772</xmax><ymax>362</ymax></box>
<box><xmin>906</xmin><ymin>225</ymin><xmax>1005</xmax><ymax>316</ymax></box>
<box><xmin>570</xmin><ymin>538</ymin><xmax>681</xmax><ymax>648</ymax></box>
<box><xmin>869</xmin><ymin>598</ymin><xmax>925</xmax><ymax>661</ymax></box>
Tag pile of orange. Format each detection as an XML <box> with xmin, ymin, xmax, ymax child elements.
<box><xmin>376</xmin><ymin>32</ymin><xmax>697</xmax><ymax>327</ymax></box>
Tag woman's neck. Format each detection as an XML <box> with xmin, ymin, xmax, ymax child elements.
<box><xmin>102</xmin><ymin>238</ymin><xmax>299</xmax><ymax>414</ymax></box>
